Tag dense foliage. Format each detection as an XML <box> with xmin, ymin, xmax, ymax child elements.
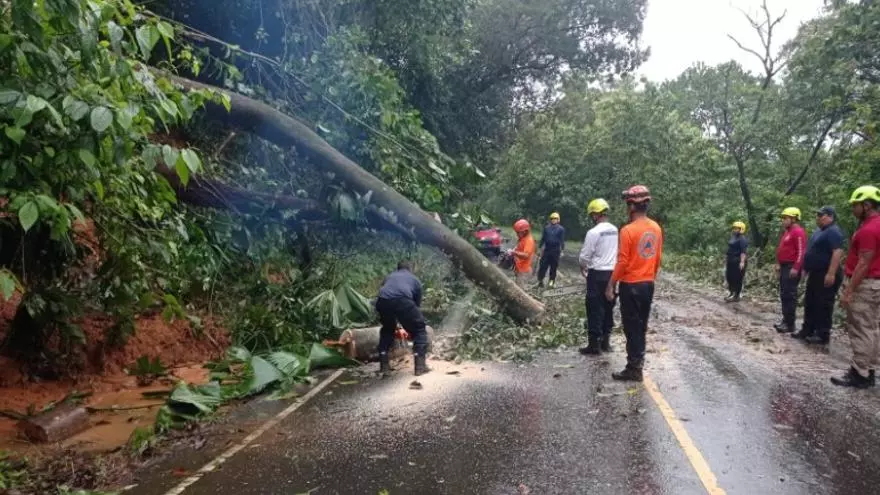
<box><xmin>488</xmin><ymin>0</ymin><xmax>880</xmax><ymax>264</ymax></box>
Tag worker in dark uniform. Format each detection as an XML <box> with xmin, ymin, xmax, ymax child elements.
<box><xmin>725</xmin><ymin>221</ymin><xmax>748</xmax><ymax>302</ymax></box>
<box><xmin>375</xmin><ymin>261</ymin><xmax>430</xmax><ymax>376</ymax></box>
<box><xmin>793</xmin><ymin>206</ymin><xmax>845</xmax><ymax>344</ymax></box>
<box><xmin>537</xmin><ymin>212</ymin><xmax>566</xmax><ymax>288</ymax></box>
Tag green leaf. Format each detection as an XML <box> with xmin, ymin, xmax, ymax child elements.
<box><xmin>220</xmin><ymin>93</ymin><xmax>231</xmax><ymax>112</ymax></box>
<box><xmin>161</xmin><ymin>145</ymin><xmax>179</xmax><ymax>168</ymax></box>
<box><xmin>227</xmin><ymin>346</ymin><xmax>252</xmax><ymax>362</ymax></box>
<box><xmin>135</xmin><ymin>24</ymin><xmax>160</xmax><ymax>58</ymax></box>
<box><xmin>116</xmin><ymin>106</ymin><xmax>133</xmax><ymax>130</ymax></box>
<box><xmin>0</xmin><ymin>89</ymin><xmax>21</xmax><ymax>105</ymax></box>
<box><xmin>0</xmin><ymin>271</ymin><xmax>17</xmax><ymax>301</ymax></box>
<box><xmin>244</xmin><ymin>356</ymin><xmax>283</xmax><ymax>395</ymax></box>
<box><xmin>107</xmin><ymin>21</ymin><xmax>124</xmax><ymax>51</ymax></box>
<box><xmin>175</xmin><ymin>160</ymin><xmax>190</xmax><ymax>186</ymax></box>
<box><xmin>78</xmin><ymin>149</ymin><xmax>97</xmax><ymax>167</ymax></box>
<box><xmin>90</xmin><ymin>106</ymin><xmax>113</xmax><ymax>132</ymax></box>
<box><xmin>25</xmin><ymin>94</ymin><xmax>47</xmax><ymax>114</ymax></box>
<box><xmin>266</xmin><ymin>352</ymin><xmax>308</xmax><ymax>379</ymax></box>
<box><xmin>157</xmin><ymin>21</ymin><xmax>175</xmax><ymax>40</ymax></box>
<box><xmin>18</xmin><ymin>201</ymin><xmax>39</xmax><ymax>231</ymax></box>
<box><xmin>181</xmin><ymin>149</ymin><xmax>201</xmax><ymax>173</ymax></box>
<box><xmin>4</xmin><ymin>126</ymin><xmax>25</xmax><ymax>144</ymax></box>
<box><xmin>167</xmin><ymin>382</ymin><xmax>223</xmax><ymax>415</ymax></box>
<box><xmin>62</xmin><ymin>97</ymin><xmax>90</xmax><ymax>121</ymax></box>
<box><xmin>93</xmin><ymin>180</ymin><xmax>105</xmax><ymax>200</ymax></box>
<box><xmin>308</xmin><ymin>343</ymin><xmax>358</xmax><ymax>369</ymax></box>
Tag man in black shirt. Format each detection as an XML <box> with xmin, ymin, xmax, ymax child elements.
<box><xmin>375</xmin><ymin>261</ymin><xmax>430</xmax><ymax>375</ymax></box>
<box><xmin>725</xmin><ymin>221</ymin><xmax>749</xmax><ymax>302</ymax></box>
<box><xmin>538</xmin><ymin>212</ymin><xmax>566</xmax><ymax>288</ymax></box>
<box><xmin>793</xmin><ymin>206</ymin><xmax>846</xmax><ymax>344</ymax></box>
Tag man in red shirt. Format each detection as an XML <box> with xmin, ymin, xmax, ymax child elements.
<box><xmin>775</xmin><ymin>207</ymin><xmax>807</xmax><ymax>334</ymax></box>
<box><xmin>831</xmin><ymin>186</ymin><xmax>880</xmax><ymax>388</ymax></box>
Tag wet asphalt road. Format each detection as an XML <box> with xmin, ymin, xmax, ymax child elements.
<box><xmin>134</xmin><ymin>275</ymin><xmax>880</xmax><ymax>495</ymax></box>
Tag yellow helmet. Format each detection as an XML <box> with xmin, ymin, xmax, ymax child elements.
<box><xmin>732</xmin><ymin>221</ymin><xmax>746</xmax><ymax>232</ymax></box>
<box><xmin>586</xmin><ymin>199</ymin><xmax>610</xmax><ymax>215</ymax></box>
<box><xmin>781</xmin><ymin>207</ymin><xmax>801</xmax><ymax>220</ymax></box>
<box><xmin>549</xmin><ymin>212</ymin><xmax>560</xmax><ymax>221</ymax></box>
<box><xmin>849</xmin><ymin>185</ymin><xmax>880</xmax><ymax>204</ymax></box>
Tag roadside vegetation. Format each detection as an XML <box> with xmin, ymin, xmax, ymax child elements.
<box><xmin>1</xmin><ymin>0</ymin><xmax>880</xmax><ymax>492</ymax></box>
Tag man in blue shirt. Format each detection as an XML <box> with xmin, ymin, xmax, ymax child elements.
<box><xmin>537</xmin><ymin>212</ymin><xmax>566</xmax><ymax>288</ymax></box>
<box><xmin>793</xmin><ymin>206</ymin><xmax>846</xmax><ymax>344</ymax></box>
<box><xmin>376</xmin><ymin>261</ymin><xmax>430</xmax><ymax>375</ymax></box>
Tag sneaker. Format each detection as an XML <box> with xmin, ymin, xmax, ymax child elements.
<box><xmin>600</xmin><ymin>338</ymin><xmax>613</xmax><ymax>353</ymax></box>
<box><xmin>537</xmin><ymin>281</ymin><xmax>544</xmax><ymax>289</ymax></box>
<box><xmin>791</xmin><ymin>329</ymin><xmax>811</xmax><ymax>340</ymax></box>
<box><xmin>830</xmin><ymin>367</ymin><xmax>873</xmax><ymax>389</ymax></box>
<box><xmin>612</xmin><ymin>367</ymin><xmax>643</xmax><ymax>382</ymax></box>
<box><xmin>724</xmin><ymin>293</ymin><xmax>735</xmax><ymax>303</ymax></box>
<box><xmin>775</xmin><ymin>324</ymin><xmax>794</xmax><ymax>334</ymax></box>
<box><xmin>548</xmin><ymin>280</ymin><xmax>556</xmax><ymax>289</ymax></box>
<box><xmin>805</xmin><ymin>335</ymin><xmax>830</xmax><ymax>345</ymax></box>
<box><xmin>773</xmin><ymin>321</ymin><xmax>789</xmax><ymax>331</ymax></box>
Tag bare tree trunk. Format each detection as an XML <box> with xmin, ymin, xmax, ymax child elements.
<box><xmin>734</xmin><ymin>157</ymin><xmax>764</xmax><ymax>248</ymax></box>
<box><xmin>166</xmin><ymin>75</ymin><xmax>545</xmax><ymax>323</ymax></box>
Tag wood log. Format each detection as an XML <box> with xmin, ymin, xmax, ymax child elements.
<box><xmin>166</xmin><ymin>74</ymin><xmax>545</xmax><ymax>323</ymax></box>
<box><xmin>17</xmin><ymin>405</ymin><xmax>90</xmax><ymax>443</ymax></box>
<box><xmin>333</xmin><ymin>326</ymin><xmax>435</xmax><ymax>362</ymax></box>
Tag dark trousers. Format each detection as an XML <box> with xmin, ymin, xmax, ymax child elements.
<box><xmin>585</xmin><ymin>269</ymin><xmax>615</xmax><ymax>341</ymax></box>
<box><xmin>375</xmin><ymin>297</ymin><xmax>429</xmax><ymax>356</ymax></box>
<box><xmin>619</xmin><ymin>282</ymin><xmax>655</xmax><ymax>370</ymax></box>
<box><xmin>779</xmin><ymin>263</ymin><xmax>801</xmax><ymax>327</ymax></box>
<box><xmin>802</xmin><ymin>269</ymin><xmax>842</xmax><ymax>338</ymax></box>
<box><xmin>725</xmin><ymin>260</ymin><xmax>746</xmax><ymax>296</ymax></box>
<box><xmin>537</xmin><ymin>249</ymin><xmax>561</xmax><ymax>283</ymax></box>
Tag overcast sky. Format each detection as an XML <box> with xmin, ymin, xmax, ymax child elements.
<box><xmin>637</xmin><ymin>0</ymin><xmax>828</xmax><ymax>82</ymax></box>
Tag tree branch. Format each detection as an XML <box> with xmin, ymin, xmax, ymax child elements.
<box><xmin>783</xmin><ymin>117</ymin><xmax>837</xmax><ymax>197</ymax></box>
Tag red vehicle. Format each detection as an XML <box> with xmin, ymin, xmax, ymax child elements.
<box><xmin>473</xmin><ymin>224</ymin><xmax>503</xmax><ymax>256</ymax></box>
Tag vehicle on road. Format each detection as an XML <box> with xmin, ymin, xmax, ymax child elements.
<box><xmin>474</xmin><ymin>224</ymin><xmax>503</xmax><ymax>256</ymax></box>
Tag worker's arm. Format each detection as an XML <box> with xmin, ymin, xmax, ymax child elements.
<box><xmin>413</xmin><ymin>280</ymin><xmax>422</xmax><ymax>308</ymax></box>
<box><xmin>655</xmin><ymin>232</ymin><xmax>664</xmax><ymax>277</ymax></box>
<box><xmin>842</xmin><ymin>248</ymin><xmax>876</xmax><ymax>307</ymax></box>
<box><xmin>610</xmin><ymin>228</ymin><xmax>631</xmax><ymax>283</ymax></box>
<box><xmin>579</xmin><ymin>230</ymin><xmax>596</xmax><ymax>268</ymax></box>
<box><xmin>825</xmin><ymin>228</ymin><xmax>844</xmax><ymax>287</ymax></box>
<box><xmin>792</xmin><ymin>229</ymin><xmax>806</xmax><ymax>275</ymax></box>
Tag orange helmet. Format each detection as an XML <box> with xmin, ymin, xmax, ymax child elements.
<box><xmin>622</xmin><ymin>185</ymin><xmax>651</xmax><ymax>204</ymax></box>
<box><xmin>513</xmin><ymin>219</ymin><xmax>530</xmax><ymax>233</ymax></box>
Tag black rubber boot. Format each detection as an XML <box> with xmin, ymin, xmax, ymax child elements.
<box><xmin>578</xmin><ymin>337</ymin><xmax>601</xmax><ymax>355</ymax></box>
<box><xmin>600</xmin><ymin>337</ymin><xmax>612</xmax><ymax>353</ymax></box>
<box><xmin>414</xmin><ymin>354</ymin><xmax>431</xmax><ymax>376</ymax></box>
<box><xmin>612</xmin><ymin>367</ymin><xmax>643</xmax><ymax>382</ymax></box>
<box><xmin>830</xmin><ymin>367</ymin><xmax>873</xmax><ymax>389</ymax></box>
<box><xmin>378</xmin><ymin>353</ymin><xmax>392</xmax><ymax>376</ymax></box>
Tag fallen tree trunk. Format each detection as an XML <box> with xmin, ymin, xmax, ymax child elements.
<box><xmin>168</xmin><ymin>74</ymin><xmax>544</xmax><ymax>323</ymax></box>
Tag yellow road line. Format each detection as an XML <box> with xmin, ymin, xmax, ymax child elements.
<box><xmin>643</xmin><ymin>374</ymin><xmax>727</xmax><ymax>495</ymax></box>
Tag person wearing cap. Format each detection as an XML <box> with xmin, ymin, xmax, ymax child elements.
<box><xmin>537</xmin><ymin>212</ymin><xmax>566</xmax><ymax>288</ymax></box>
<box><xmin>831</xmin><ymin>186</ymin><xmax>880</xmax><ymax>388</ymax></box>
<box><xmin>725</xmin><ymin>221</ymin><xmax>749</xmax><ymax>302</ymax></box>
<box><xmin>578</xmin><ymin>199</ymin><xmax>618</xmax><ymax>355</ymax></box>
<box><xmin>606</xmin><ymin>185</ymin><xmax>663</xmax><ymax>382</ymax></box>
<box><xmin>774</xmin><ymin>207</ymin><xmax>807</xmax><ymax>334</ymax></box>
<box><xmin>793</xmin><ymin>206</ymin><xmax>846</xmax><ymax>344</ymax></box>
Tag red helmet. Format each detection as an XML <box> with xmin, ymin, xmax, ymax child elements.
<box><xmin>622</xmin><ymin>185</ymin><xmax>651</xmax><ymax>204</ymax></box>
<box><xmin>513</xmin><ymin>219</ymin><xmax>530</xmax><ymax>233</ymax></box>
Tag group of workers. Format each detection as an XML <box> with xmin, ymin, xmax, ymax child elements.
<box><xmin>726</xmin><ymin>185</ymin><xmax>880</xmax><ymax>388</ymax></box>
<box><xmin>506</xmin><ymin>185</ymin><xmax>663</xmax><ymax>381</ymax></box>
<box><xmin>372</xmin><ymin>182</ymin><xmax>880</xmax><ymax>390</ymax></box>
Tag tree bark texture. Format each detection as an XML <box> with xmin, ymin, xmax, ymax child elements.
<box><xmin>166</xmin><ymin>74</ymin><xmax>545</xmax><ymax>323</ymax></box>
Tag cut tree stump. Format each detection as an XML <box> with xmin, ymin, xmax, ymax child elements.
<box><xmin>17</xmin><ymin>405</ymin><xmax>90</xmax><ymax>443</ymax></box>
<box><xmin>333</xmin><ymin>326</ymin><xmax>435</xmax><ymax>362</ymax></box>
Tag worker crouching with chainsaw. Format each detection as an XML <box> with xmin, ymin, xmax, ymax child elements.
<box><xmin>375</xmin><ymin>261</ymin><xmax>430</xmax><ymax>376</ymax></box>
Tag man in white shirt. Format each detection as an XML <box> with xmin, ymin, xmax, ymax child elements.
<box><xmin>578</xmin><ymin>198</ymin><xmax>619</xmax><ymax>355</ymax></box>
